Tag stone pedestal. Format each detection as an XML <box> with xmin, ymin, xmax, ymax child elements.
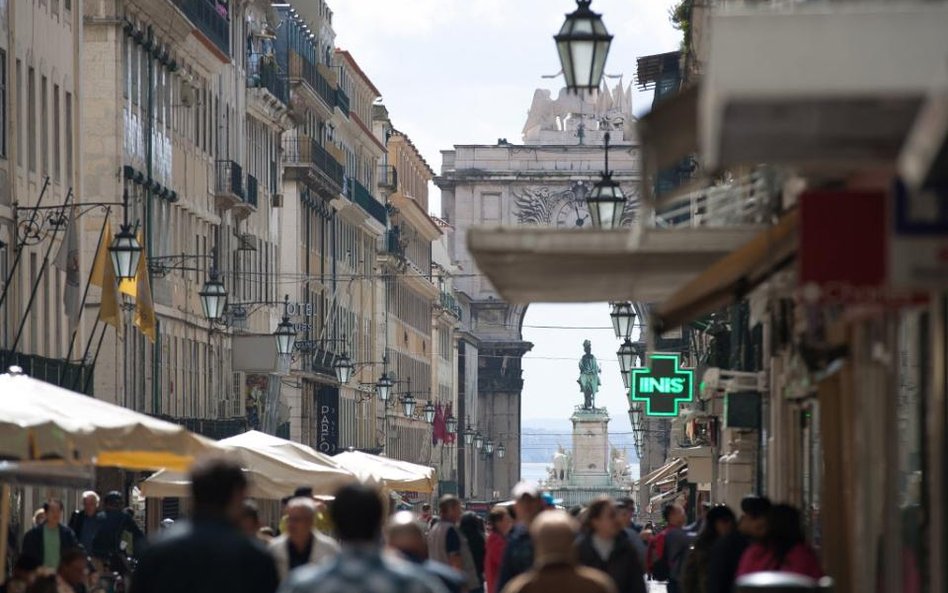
<box><xmin>571</xmin><ymin>407</ymin><xmax>611</xmax><ymax>487</ymax></box>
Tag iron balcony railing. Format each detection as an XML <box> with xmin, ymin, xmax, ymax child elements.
<box><xmin>282</xmin><ymin>135</ymin><xmax>344</xmax><ymax>191</ymax></box>
<box><xmin>173</xmin><ymin>0</ymin><xmax>230</xmax><ymax>56</ymax></box>
<box><xmin>215</xmin><ymin>160</ymin><xmax>244</xmax><ymax>199</ymax></box>
<box><xmin>0</xmin><ymin>350</ymin><xmax>93</xmax><ymax>394</ymax></box>
<box><xmin>288</xmin><ymin>52</ymin><xmax>336</xmax><ymax>110</ymax></box>
<box><xmin>384</xmin><ymin>227</ymin><xmax>406</xmax><ymax>258</ymax></box>
<box><xmin>439</xmin><ymin>292</ymin><xmax>462</xmax><ymax>320</ymax></box>
<box><xmin>246</xmin><ymin>174</ymin><xmax>258</xmax><ymax>208</ymax></box>
<box><xmin>335</xmin><ymin>88</ymin><xmax>350</xmax><ymax>116</ymax></box>
<box><xmin>378</xmin><ymin>165</ymin><xmax>398</xmax><ymax>192</ymax></box>
<box><xmin>351</xmin><ymin>179</ymin><xmax>387</xmax><ymax>225</ymax></box>
<box><xmin>247</xmin><ymin>56</ymin><xmax>288</xmax><ymax>105</ymax></box>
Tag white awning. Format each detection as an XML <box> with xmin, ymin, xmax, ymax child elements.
<box><xmin>639</xmin><ymin>458</ymin><xmax>687</xmax><ymax>488</ymax></box>
<box><xmin>467</xmin><ymin>227</ymin><xmax>761</xmax><ymax>304</ymax></box>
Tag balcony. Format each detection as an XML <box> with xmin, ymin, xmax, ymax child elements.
<box><xmin>247</xmin><ymin>56</ymin><xmax>288</xmax><ymax>105</ymax></box>
<box><xmin>350</xmin><ymin>179</ymin><xmax>387</xmax><ymax>226</ymax></box>
<box><xmin>287</xmin><ymin>52</ymin><xmax>336</xmax><ymax>112</ymax></box>
<box><xmin>438</xmin><ymin>292</ymin><xmax>462</xmax><ymax>320</ymax></box>
<box><xmin>378</xmin><ymin>165</ymin><xmax>398</xmax><ymax>193</ymax></box>
<box><xmin>650</xmin><ymin>168</ymin><xmax>778</xmax><ymax>230</ymax></box>
<box><xmin>335</xmin><ymin>88</ymin><xmax>350</xmax><ymax>116</ymax></box>
<box><xmin>214</xmin><ymin>160</ymin><xmax>244</xmax><ymax>211</ymax></box>
<box><xmin>232</xmin><ymin>174</ymin><xmax>258</xmax><ymax>220</ymax></box>
<box><xmin>173</xmin><ymin>0</ymin><xmax>230</xmax><ymax>56</ymax></box>
<box><xmin>282</xmin><ymin>134</ymin><xmax>345</xmax><ymax>196</ymax></box>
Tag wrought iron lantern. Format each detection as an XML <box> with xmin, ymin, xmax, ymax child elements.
<box><xmin>610</xmin><ymin>302</ymin><xmax>635</xmax><ymax>341</ymax></box>
<box><xmin>555</xmin><ymin>0</ymin><xmax>613</xmax><ymax>93</ymax></box>
<box><xmin>199</xmin><ymin>270</ymin><xmax>227</xmax><ymax>321</ymax></box>
<box><xmin>423</xmin><ymin>401</ymin><xmax>436</xmax><ymax>424</ymax></box>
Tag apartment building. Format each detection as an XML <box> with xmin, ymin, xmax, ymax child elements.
<box><xmin>0</xmin><ymin>0</ymin><xmax>84</xmax><ymax>386</ymax></box>
<box><xmin>81</xmin><ymin>0</ymin><xmax>288</xmax><ymax>430</ymax></box>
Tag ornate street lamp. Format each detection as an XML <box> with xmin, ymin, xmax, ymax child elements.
<box><xmin>485</xmin><ymin>439</ymin><xmax>495</xmax><ymax>455</ymax></box>
<box><xmin>199</xmin><ymin>269</ymin><xmax>227</xmax><ymax>321</ymax></box>
<box><xmin>333</xmin><ymin>351</ymin><xmax>354</xmax><ymax>384</ymax></box>
<box><xmin>423</xmin><ymin>401</ymin><xmax>436</xmax><ymax>424</ymax></box>
<box><xmin>463</xmin><ymin>424</ymin><xmax>476</xmax><ymax>445</ymax></box>
<box><xmin>587</xmin><ymin>132</ymin><xmax>626</xmax><ymax>229</ymax></box>
<box><xmin>446</xmin><ymin>414</ymin><xmax>458</xmax><ymax>435</ymax></box>
<box><xmin>610</xmin><ymin>302</ymin><xmax>635</xmax><ymax>341</ymax></box>
<box><xmin>617</xmin><ymin>338</ymin><xmax>635</xmax><ymax>374</ymax></box>
<box><xmin>274</xmin><ymin>295</ymin><xmax>297</xmax><ymax>356</ymax></box>
<box><xmin>497</xmin><ymin>443</ymin><xmax>506</xmax><ymax>459</ymax></box>
<box><xmin>555</xmin><ymin>0</ymin><xmax>613</xmax><ymax>94</ymax></box>
<box><xmin>376</xmin><ymin>371</ymin><xmax>393</xmax><ymax>403</ymax></box>
<box><xmin>473</xmin><ymin>431</ymin><xmax>485</xmax><ymax>451</ymax></box>
<box><xmin>109</xmin><ymin>191</ymin><xmax>142</xmax><ymax>281</ymax></box>
<box><xmin>402</xmin><ymin>392</ymin><xmax>417</xmax><ymax>417</ymax></box>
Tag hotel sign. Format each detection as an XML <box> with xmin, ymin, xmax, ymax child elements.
<box><xmin>629</xmin><ymin>353</ymin><xmax>694</xmax><ymax>417</ymax></box>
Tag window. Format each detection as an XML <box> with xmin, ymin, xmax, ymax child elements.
<box><xmin>0</xmin><ymin>51</ymin><xmax>5</xmax><ymax>159</ymax></box>
<box><xmin>15</xmin><ymin>59</ymin><xmax>21</xmax><ymax>166</ymax></box>
<box><xmin>41</xmin><ymin>76</ymin><xmax>48</xmax><ymax>176</ymax></box>
<box><xmin>53</xmin><ymin>85</ymin><xmax>60</xmax><ymax>182</ymax></box>
<box><xmin>65</xmin><ymin>0</ymin><xmax>70</xmax><ymax>10</ymax></box>
<box><xmin>64</xmin><ymin>92</ymin><xmax>72</xmax><ymax>183</ymax></box>
<box><xmin>27</xmin><ymin>67</ymin><xmax>35</xmax><ymax>172</ymax></box>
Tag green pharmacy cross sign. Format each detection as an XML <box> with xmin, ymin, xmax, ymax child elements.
<box><xmin>629</xmin><ymin>353</ymin><xmax>695</xmax><ymax>417</ymax></box>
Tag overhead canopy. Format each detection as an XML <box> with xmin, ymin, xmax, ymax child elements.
<box><xmin>0</xmin><ymin>370</ymin><xmax>217</xmax><ymax>471</ymax></box>
<box><xmin>333</xmin><ymin>450</ymin><xmax>436</xmax><ymax>493</ymax></box>
<box><xmin>654</xmin><ymin>210</ymin><xmax>798</xmax><ymax>332</ymax></box>
<box><xmin>701</xmin><ymin>3</ymin><xmax>948</xmax><ymax>171</ymax></box>
<box><xmin>639</xmin><ymin>458</ymin><xmax>686</xmax><ymax>488</ymax></box>
<box><xmin>467</xmin><ymin>226</ymin><xmax>761</xmax><ymax>304</ymax></box>
<box><xmin>140</xmin><ymin>430</ymin><xmax>356</xmax><ymax>499</ymax></box>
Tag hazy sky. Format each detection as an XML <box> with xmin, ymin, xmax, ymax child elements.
<box><xmin>332</xmin><ymin>1</ymin><xmax>682</xmax><ymax>429</ymax></box>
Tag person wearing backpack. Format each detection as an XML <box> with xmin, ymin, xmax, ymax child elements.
<box><xmin>647</xmin><ymin>503</ymin><xmax>691</xmax><ymax>593</ymax></box>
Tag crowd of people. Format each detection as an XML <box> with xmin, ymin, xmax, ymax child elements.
<box><xmin>0</xmin><ymin>457</ymin><xmax>824</xmax><ymax>593</ymax></box>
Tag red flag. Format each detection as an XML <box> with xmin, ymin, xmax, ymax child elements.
<box><xmin>433</xmin><ymin>402</ymin><xmax>446</xmax><ymax>445</ymax></box>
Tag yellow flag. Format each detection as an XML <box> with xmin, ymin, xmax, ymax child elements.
<box><xmin>90</xmin><ymin>222</ymin><xmax>124</xmax><ymax>331</ymax></box>
<box><xmin>134</xmin><ymin>238</ymin><xmax>156</xmax><ymax>343</ymax></box>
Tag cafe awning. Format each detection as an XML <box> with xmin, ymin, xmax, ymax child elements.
<box><xmin>333</xmin><ymin>450</ymin><xmax>436</xmax><ymax>493</ymax></box>
<box><xmin>640</xmin><ymin>457</ymin><xmax>687</xmax><ymax>488</ymax></box>
<box><xmin>140</xmin><ymin>430</ymin><xmax>356</xmax><ymax>500</ymax></box>
<box><xmin>467</xmin><ymin>226</ymin><xmax>761</xmax><ymax>304</ymax></box>
<box><xmin>0</xmin><ymin>370</ymin><xmax>218</xmax><ymax>472</ymax></box>
<box><xmin>654</xmin><ymin>210</ymin><xmax>798</xmax><ymax>332</ymax></box>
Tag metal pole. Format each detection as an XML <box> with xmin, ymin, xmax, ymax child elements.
<box><xmin>83</xmin><ymin>322</ymin><xmax>108</xmax><ymax>395</ymax></box>
<box><xmin>60</xmin><ymin>208</ymin><xmax>111</xmax><ymax>384</ymax></box>
<box><xmin>0</xmin><ymin>177</ymin><xmax>51</xmax><ymax>312</ymax></box>
<box><xmin>10</xmin><ymin>189</ymin><xmax>73</xmax><ymax>352</ymax></box>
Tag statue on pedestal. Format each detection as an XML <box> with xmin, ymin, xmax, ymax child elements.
<box><xmin>577</xmin><ymin>340</ymin><xmax>601</xmax><ymax>409</ymax></box>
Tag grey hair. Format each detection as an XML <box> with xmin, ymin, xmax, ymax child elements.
<box><xmin>286</xmin><ymin>496</ymin><xmax>317</xmax><ymax>516</ymax></box>
<box><xmin>82</xmin><ymin>491</ymin><xmax>100</xmax><ymax>504</ymax></box>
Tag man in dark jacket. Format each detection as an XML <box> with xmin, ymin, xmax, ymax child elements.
<box><xmin>69</xmin><ymin>491</ymin><xmax>104</xmax><ymax>552</ymax></box>
<box><xmin>496</xmin><ymin>483</ymin><xmax>544</xmax><ymax>593</ymax></box>
<box><xmin>21</xmin><ymin>499</ymin><xmax>78</xmax><ymax>568</ymax></box>
<box><xmin>129</xmin><ymin>457</ymin><xmax>279</xmax><ymax>593</ymax></box>
<box><xmin>91</xmin><ymin>492</ymin><xmax>144</xmax><ymax>564</ymax></box>
<box><xmin>706</xmin><ymin>495</ymin><xmax>770</xmax><ymax>593</ymax></box>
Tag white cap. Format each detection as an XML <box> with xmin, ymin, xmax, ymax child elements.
<box><xmin>160</xmin><ymin>518</ymin><xmax>175</xmax><ymax>527</ymax></box>
<box><xmin>511</xmin><ymin>481</ymin><xmax>540</xmax><ymax>500</ymax></box>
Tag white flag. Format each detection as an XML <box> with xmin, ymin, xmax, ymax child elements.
<box><xmin>53</xmin><ymin>205</ymin><xmax>80</xmax><ymax>331</ymax></box>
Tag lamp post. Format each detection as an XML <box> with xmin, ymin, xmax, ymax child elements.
<box><xmin>274</xmin><ymin>295</ymin><xmax>297</xmax><ymax>357</ymax></box>
<box><xmin>463</xmin><ymin>424</ymin><xmax>476</xmax><ymax>446</ymax></box>
<box><xmin>109</xmin><ymin>189</ymin><xmax>142</xmax><ymax>280</ymax></box>
<box><xmin>333</xmin><ymin>351</ymin><xmax>354</xmax><ymax>384</ymax></box>
<box><xmin>446</xmin><ymin>413</ymin><xmax>458</xmax><ymax>435</ymax></box>
<box><xmin>610</xmin><ymin>302</ymin><xmax>635</xmax><ymax>341</ymax></box>
<box><xmin>587</xmin><ymin>132</ymin><xmax>627</xmax><ymax>229</ymax></box>
<box><xmin>474</xmin><ymin>431</ymin><xmax>485</xmax><ymax>451</ymax></box>
<box><xmin>617</xmin><ymin>338</ymin><xmax>635</xmax><ymax>375</ymax></box>
<box><xmin>376</xmin><ymin>371</ymin><xmax>393</xmax><ymax>403</ymax></box>
<box><xmin>402</xmin><ymin>392</ymin><xmax>417</xmax><ymax>417</ymax></box>
<box><xmin>497</xmin><ymin>442</ymin><xmax>506</xmax><ymax>459</ymax></box>
<box><xmin>554</xmin><ymin>0</ymin><xmax>613</xmax><ymax>94</ymax></box>
<box><xmin>485</xmin><ymin>439</ymin><xmax>494</xmax><ymax>455</ymax></box>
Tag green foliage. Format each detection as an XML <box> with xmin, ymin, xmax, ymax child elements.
<box><xmin>669</xmin><ymin>0</ymin><xmax>693</xmax><ymax>51</ymax></box>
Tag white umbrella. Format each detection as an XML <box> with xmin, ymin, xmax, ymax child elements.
<box><xmin>333</xmin><ymin>450</ymin><xmax>436</xmax><ymax>493</ymax></box>
<box><xmin>141</xmin><ymin>430</ymin><xmax>356</xmax><ymax>499</ymax></box>
<box><xmin>0</xmin><ymin>368</ymin><xmax>218</xmax><ymax>472</ymax></box>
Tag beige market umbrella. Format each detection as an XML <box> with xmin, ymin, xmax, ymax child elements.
<box><xmin>140</xmin><ymin>430</ymin><xmax>356</xmax><ymax>499</ymax></box>
<box><xmin>0</xmin><ymin>369</ymin><xmax>217</xmax><ymax>471</ymax></box>
<box><xmin>332</xmin><ymin>450</ymin><xmax>436</xmax><ymax>493</ymax></box>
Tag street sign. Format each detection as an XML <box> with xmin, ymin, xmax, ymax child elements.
<box><xmin>629</xmin><ymin>353</ymin><xmax>694</xmax><ymax>417</ymax></box>
<box><xmin>889</xmin><ymin>181</ymin><xmax>948</xmax><ymax>289</ymax></box>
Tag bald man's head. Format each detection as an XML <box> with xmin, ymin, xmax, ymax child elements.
<box><xmin>385</xmin><ymin>511</ymin><xmax>428</xmax><ymax>560</ymax></box>
<box><xmin>530</xmin><ymin>510</ymin><xmax>579</xmax><ymax>565</ymax></box>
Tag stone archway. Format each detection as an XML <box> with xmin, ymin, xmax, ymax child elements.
<box><xmin>436</xmin><ymin>84</ymin><xmax>641</xmax><ymax>499</ymax></box>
